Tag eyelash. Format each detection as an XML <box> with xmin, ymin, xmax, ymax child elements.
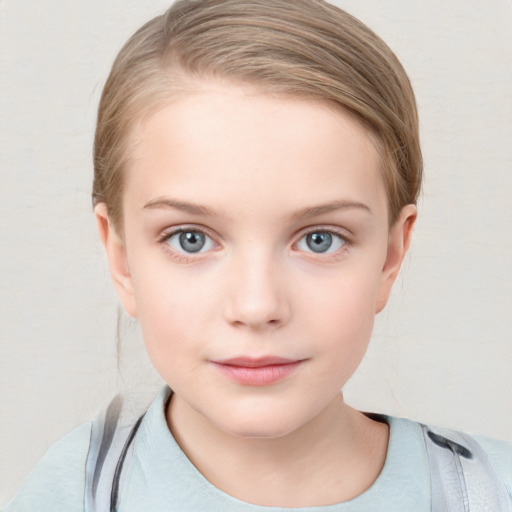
<box><xmin>156</xmin><ymin>225</ymin><xmax>351</xmax><ymax>262</ymax></box>
<box><xmin>297</xmin><ymin>227</ymin><xmax>351</xmax><ymax>260</ymax></box>
<box><xmin>156</xmin><ymin>226</ymin><xmax>214</xmax><ymax>262</ymax></box>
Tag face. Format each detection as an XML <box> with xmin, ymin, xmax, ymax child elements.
<box><xmin>97</xmin><ymin>84</ymin><xmax>415</xmax><ymax>439</ymax></box>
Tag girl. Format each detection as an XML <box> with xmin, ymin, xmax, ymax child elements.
<box><xmin>3</xmin><ymin>1</ymin><xmax>511</xmax><ymax>510</ymax></box>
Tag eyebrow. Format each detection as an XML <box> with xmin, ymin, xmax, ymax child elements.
<box><xmin>144</xmin><ymin>197</ymin><xmax>225</xmax><ymax>217</ymax></box>
<box><xmin>291</xmin><ymin>200</ymin><xmax>372</xmax><ymax>220</ymax></box>
<box><xmin>143</xmin><ymin>197</ymin><xmax>371</xmax><ymax>219</ymax></box>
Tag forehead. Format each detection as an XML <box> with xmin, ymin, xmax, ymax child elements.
<box><xmin>123</xmin><ymin>85</ymin><xmax>388</xmax><ymax>223</ymax></box>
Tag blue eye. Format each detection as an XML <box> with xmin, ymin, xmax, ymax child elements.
<box><xmin>297</xmin><ymin>231</ymin><xmax>346</xmax><ymax>254</ymax></box>
<box><xmin>166</xmin><ymin>229</ymin><xmax>215</xmax><ymax>254</ymax></box>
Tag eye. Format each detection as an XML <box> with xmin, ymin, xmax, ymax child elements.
<box><xmin>296</xmin><ymin>230</ymin><xmax>346</xmax><ymax>254</ymax></box>
<box><xmin>165</xmin><ymin>229</ymin><xmax>216</xmax><ymax>254</ymax></box>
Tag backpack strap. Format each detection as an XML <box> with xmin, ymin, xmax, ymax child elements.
<box><xmin>84</xmin><ymin>403</ymin><xmax>511</xmax><ymax>511</ymax></box>
<box><xmin>422</xmin><ymin>424</ymin><xmax>512</xmax><ymax>512</ymax></box>
<box><xmin>84</xmin><ymin>395</ymin><xmax>146</xmax><ymax>512</ymax></box>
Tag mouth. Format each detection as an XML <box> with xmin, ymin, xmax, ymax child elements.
<box><xmin>210</xmin><ymin>356</ymin><xmax>305</xmax><ymax>386</ymax></box>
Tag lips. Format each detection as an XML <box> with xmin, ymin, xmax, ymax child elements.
<box><xmin>216</xmin><ymin>356</ymin><xmax>299</xmax><ymax>367</ymax></box>
<box><xmin>210</xmin><ymin>356</ymin><xmax>304</xmax><ymax>386</ymax></box>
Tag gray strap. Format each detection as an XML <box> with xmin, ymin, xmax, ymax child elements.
<box><xmin>109</xmin><ymin>415</ymin><xmax>144</xmax><ymax>510</ymax></box>
<box><xmin>422</xmin><ymin>424</ymin><xmax>512</xmax><ymax>512</ymax></box>
<box><xmin>84</xmin><ymin>395</ymin><xmax>144</xmax><ymax>512</ymax></box>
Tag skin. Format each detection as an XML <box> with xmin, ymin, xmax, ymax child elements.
<box><xmin>96</xmin><ymin>84</ymin><xmax>416</xmax><ymax>506</ymax></box>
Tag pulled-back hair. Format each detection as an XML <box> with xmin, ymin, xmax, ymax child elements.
<box><xmin>93</xmin><ymin>0</ymin><xmax>422</xmax><ymax>232</ymax></box>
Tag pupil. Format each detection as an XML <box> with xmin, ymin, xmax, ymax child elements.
<box><xmin>307</xmin><ymin>232</ymin><xmax>332</xmax><ymax>253</ymax></box>
<box><xmin>179</xmin><ymin>231</ymin><xmax>205</xmax><ymax>253</ymax></box>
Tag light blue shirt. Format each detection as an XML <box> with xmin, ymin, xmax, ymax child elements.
<box><xmin>4</xmin><ymin>388</ymin><xmax>512</xmax><ymax>511</ymax></box>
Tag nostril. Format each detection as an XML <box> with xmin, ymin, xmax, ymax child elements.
<box><xmin>231</xmin><ymin>317</ymin><xmax>281</xmax><ymax>328</ymax></box>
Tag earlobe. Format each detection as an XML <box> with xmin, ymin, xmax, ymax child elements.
<box><xmin>94</xmin><ymin>204</ymin><xmax>138</xmax><ymax>318</ymax></box>
<box><xmin>375</xmin><ymin>204</ymin><xmax>417</xmax><ymax>313</ymax></box>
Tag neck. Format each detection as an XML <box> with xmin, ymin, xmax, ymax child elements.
<box><xmin>166</xmin><ymin>392</ymin><xmax>389</xmax><ymax>507</ymax></box>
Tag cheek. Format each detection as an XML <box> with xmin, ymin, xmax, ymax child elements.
<box><xmin>303</xmin><ymin>264</ymin><xmax>380</xmax><ymax>326</ymax></box>
<box><xmin>300</xmin><ymin>268</ymin><xmax>380</xmax><ymax>367</ymax></box>
<box><xmin>130</xmin><ymin>262</ymin><xmax>214</xmax><ymax>360</ymax></box>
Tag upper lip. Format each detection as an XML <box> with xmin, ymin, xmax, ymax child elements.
<box><xmin>212</xmin><ymin>356</ymin><xmax>302</xmax><ymax>367</ymax></box>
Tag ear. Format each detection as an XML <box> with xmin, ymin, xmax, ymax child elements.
<box><xmin>375</xmin><ymin>204</ymin><xmax>417</xmax><ymax>313</ymax></box>
<box><xmin>95</xmin><ymin>203</ymin><xmax>138</xmax><ymax>318</ymax></box>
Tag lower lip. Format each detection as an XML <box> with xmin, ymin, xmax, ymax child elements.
<box><xmin>211</xmin><ymin>361</ymin><xmax>303</xmax><ymax>386</ymax></box>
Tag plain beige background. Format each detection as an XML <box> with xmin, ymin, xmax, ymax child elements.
<box><xmin>1</xmin><ymin>0</ymin><xmax>511</xmax><ymax>503</ymax></box>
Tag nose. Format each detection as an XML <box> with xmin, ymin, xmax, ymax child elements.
<box><xmin>223</xmin><ymin>249</ymin><xmax>291</xmax><ymax>330</ymax></box>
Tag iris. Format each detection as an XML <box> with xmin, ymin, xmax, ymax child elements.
<box><xmin>306</xmin><ymin>232</ymin><xmax>333</xmax><ymax>253</ymax></box>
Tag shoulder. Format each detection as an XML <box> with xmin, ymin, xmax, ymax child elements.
<box><xmin>3</xmin><ymin>422</ymin><xmax>92</xmax><ymax>512</ymax></box>
<box><xmin>386</xmin><ymin>415</ymin><xmax>512</xmax><ymax>498</ymax></box>
<box><xmin>472</xmin><ymin>433</ymin><xmax>512</xmax><ymax>496</ymax></box>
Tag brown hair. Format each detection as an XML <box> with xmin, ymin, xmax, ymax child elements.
<box><xmin>93</xmin><ymin>0</ymin><xmax>422</xmax><ymax>233</ymax></box>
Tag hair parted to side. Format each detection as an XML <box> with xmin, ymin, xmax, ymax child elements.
<box><xmin>93</xmin><ymin>0</ymin><xmax>422</xmax><ymax>234</ymax></box>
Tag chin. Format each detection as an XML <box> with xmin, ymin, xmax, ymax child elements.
<box><xmin>213</xmin><ymin>407</ymin><xmax>306</xmax><ymax>440</ymax></box>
